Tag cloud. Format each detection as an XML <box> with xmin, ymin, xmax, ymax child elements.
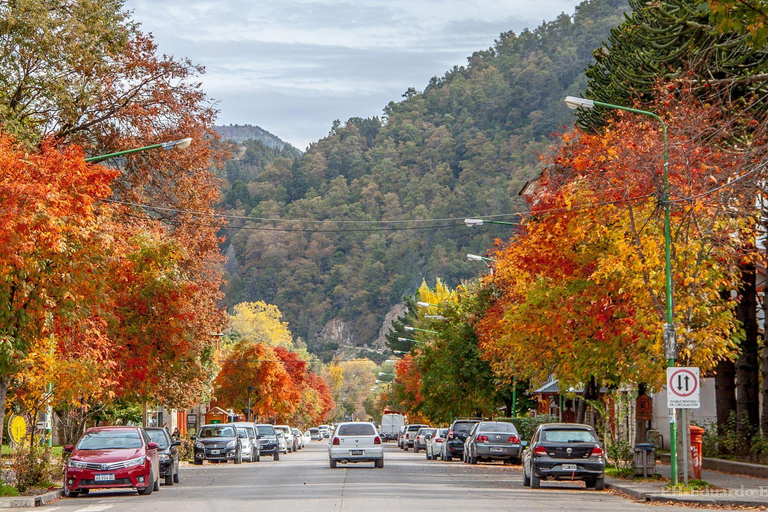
<box><xmin>125</xmin><ymin>0</ymin><xmax>581</xmax><ymax>148</ymax></box>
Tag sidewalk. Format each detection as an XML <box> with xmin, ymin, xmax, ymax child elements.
<box><xmin>606</xmin><ymin>463</ymin><xmax>768</xmax><ymax>508</ymax></box>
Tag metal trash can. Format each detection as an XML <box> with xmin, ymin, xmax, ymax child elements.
<box><xmin>634</xmin><ymin>443</ymin><xmax>656</xmax><ymax>477</ymax></box>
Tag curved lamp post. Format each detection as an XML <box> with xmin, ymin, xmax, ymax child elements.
<box><xmin>464</xmin><ymin>218</ymin><xmax>517</xmax><ymax>227</ymax></box>
<box><xmin>85</xmin><ymin>137</ymin><xmax>193</xmax><ymax>163</ymax></box>
<box><xmin>565</xmin><ymin>96</ymin><xmax>677</xmax><ymax>484</ymax></box>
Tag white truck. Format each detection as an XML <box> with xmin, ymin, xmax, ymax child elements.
<box><xmin>380</xmin><ymin>412</ymin><xmax>405</xmax><ymax>442</ymax></box>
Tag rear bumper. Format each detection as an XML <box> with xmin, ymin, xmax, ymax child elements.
<box><xmin>476</xmin><ymin>445</ymin><xmax>521</xmax><ymax>459</ymax></box>
<box><xmin>446</xmin><ymin>441</ymin><xmax>464</xmax><ymax>455</ymax></box>
<box><xmin>533</xmin><ymin>459</ymin><xmax>605</xmax><ymax>479</ymax></box>
<box><xmin>329</xmin><ymin>447</ymin><xmax>384</xmax><ymax>462</ymax></box>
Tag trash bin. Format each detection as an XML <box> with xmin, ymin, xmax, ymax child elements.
<box><xmin>689</xmin><ymin>426</ymin><xmax>704</xmax><ymax>479</ymax></box>
<box><xmin>634</xmin><ymin>442</ymin><xmax>656</xmax><ymax>477</ymax></box>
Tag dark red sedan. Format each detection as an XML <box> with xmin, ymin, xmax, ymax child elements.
<box><xmin>64</xmin><ymin>426</ymin><xmax>160</xmax><ymax>497</ymax></box>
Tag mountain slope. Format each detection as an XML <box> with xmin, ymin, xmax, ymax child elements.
<box><xmin>219</xmin><ymin>0</ymin><xmax>629</xmax><ymax>360</ymax></box>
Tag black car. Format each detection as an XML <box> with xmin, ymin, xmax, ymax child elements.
<box><xmin>442</xmin><ymin>418</ymin><xmax>481</xmax><ymax>461</ymax></box>
<box><xmin>523</xmin><ymin>423</ymin><xmax>605</xmax><ymax>490</ymax></box>
<box><xmin>254</xmin><ymin>424</ymin><xmax>280</xmax><ymax>460</ymax></box>
<box><xmin>145</xmin><ymin>427</ymin><xmax>181</xmax><ymax>485</ymax></box>
<box><xmin>193</xmin><ymin>424</ymin><xmax>243</xmax><ymax>464</ymax></box>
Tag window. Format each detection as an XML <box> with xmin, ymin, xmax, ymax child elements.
<box><xmin>338</xmin><ymin>424</ymin><xmax>376</xmax><ymax>436</ymax></box>
<box><xmin>257</xmin><ymin>425</ymin><xmax>275</xmax><ymax>436</ymax></box>
<box><xmin>78</xmin><ymin>430</ymin><xmax>143</xmax><ymax>450</ymax></box>
<box><xmin>146</xmin><ymin>429</ymin><xmax>171</xmax><ymax>449</ymax></box>
<box><xmin>478</xmin><ymin>422</ymin><xmax>518</xmax><ymax>433</ymax></box>
<box><xmin>199</xmin><ymin>426</ymin><xmax>235</xmax><ymax>438</ymax></box>
<box><xmin>542</xmin><ymin>429</ymin><xmax>597</xmax><ymax>443</ymax></box>
<box><xmin>453</xmin><ymin>422</ymin><xmax>476</xmax><ymax>433</ymax></box>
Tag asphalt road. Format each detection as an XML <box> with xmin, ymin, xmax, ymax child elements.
<box><xmin>41</xmin><ymin>441</ymin><xmax>704</xmax><ymax>512</ymax></box>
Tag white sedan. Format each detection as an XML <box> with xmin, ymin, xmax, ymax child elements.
<box><xmin>328</xmin><ymin>422</ymin><xmax>384</xmax><ymax>468</ymax></box>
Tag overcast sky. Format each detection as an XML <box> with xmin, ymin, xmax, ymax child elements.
<box><xmin>126</xmin><ymin>0</ymin><xmax>582</xmax><ymax>150</ymax></box>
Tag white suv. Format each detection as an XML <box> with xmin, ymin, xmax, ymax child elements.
<box><xmin>328</xmin><ymin>422</ymin><xmax>384</xmax><ymax>469</ymax></box>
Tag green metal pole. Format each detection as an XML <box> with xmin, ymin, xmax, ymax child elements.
<box><xmin>85</xmin><ymin>143</ymin><xmax>164</xmax><ymax>162</ymax></box>
<box><xmin>591</xmin><ymin>100</ymin><xmax>677</xmax><ymax>485</ymax></box>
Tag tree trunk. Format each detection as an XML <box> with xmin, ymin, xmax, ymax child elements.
<box><xmin>0</xmin><ymin>376</ymin><xmax>8</xmax><ymax>447</ymax></box>
<box><xmin>762</xmin><ymin>340</ymin><xmax>767</xmax><ymax>436</ymax></box>
<box><xmin>715</xmin><ymin>358</ymin><xmax>736</xmax><ymax>434</ymax></box>
<box><xmin>735</xmin><ymin>262</ymin><xmax>760</xmax><ymax>449</ymax></box>
<box><xmin>635</xmin><ymin>383</ymin><xmax>648</xmax><ymax>445</ymax></box>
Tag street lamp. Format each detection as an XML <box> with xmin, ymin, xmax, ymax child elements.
<box><xmin>464</xmin><ymin>218</ymin><xmax>517</xmax><ymax>227</ymax></box>
<box><xmin>404</xmin><ymin>326</ymin><xmax>438</xmax><ymax>335</ymax></box>
<box><xmin>85</xmin><ymin>137</ymin><xmax>193</xmax><ymax>163</ymax></box>
<box><xmin>378</xmin><ymin>372</ymin><xmax>394</xmax><ymax>377</ymax></box>
<box><xmin>564</xmin><ymin>95</ymin><xmax>677</xmax><ymax>483</ymax></box>
<box><xmin>246</xmin><ymin>386</ymin><xmax>257</xmax><ymax>422</ymax></box>
<box><xmin>416</xmin><ymin>301</ymin><xmax>436</xmax><ymax>308</ymax></box>
<box><xmin>397</xmin><ymin>337</ymin><xmax>419</xmax><ymax>343</ymax></box>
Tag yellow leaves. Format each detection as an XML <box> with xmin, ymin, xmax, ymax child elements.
<box><xmin>230</xmin><ymin>301</ymin><xmax>294</xmax><ymax>349</ymax></box>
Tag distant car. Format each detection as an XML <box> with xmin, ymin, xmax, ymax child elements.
<box><xmin>442</xmin><ymin>418</ymin><xmax>481</xmax><ymax>461</ymax></box>
<box><xmin>275</xmin><ymin>425</ymin><xmax>296</xmax><ymax>452</ymax></box>
<box><xmin>145</xmin><ymin>427</ymin><xmax>181</xmax><ymax>485</ymax></box>
<box><xmin>254</xmin><ymin>424</ymin><xmax>280</xmax><ymax>460</ymax></box>
<box><xmin>328</xmin><ymin>422</ymin><xmax>383</xmax><ymax>469</ymax></box>
<box><xmin>413</xmin><ymin>428</ymin><xmax>436</xmax><ymax>454</ymax></box>
<box><xmin>426</xmin><ymin>428</ymin><xmax>448</xmax><ymax>460</ymax></box>
<box><xmin>232</xmin><ymin>422</ymin><xmax>261</xmax><ymax>462</ymax></box>
<box><xmin>380</xmin><ymin>413</ymin><xmax>405</xmax><ymax>441</ymax></box>
<box><xmin>64</xmin><ymin>426</ymin><xmax>160</xmax><ymax>497</ymax></box>
<box><xmin>463</xmin><ymin>421</ymin><xmax>521</xmax><ymax>465</ymax></box>
<box><xmin>309</xmin><ymin>428</ymin><xmax>322</xmax><ymax>441</ymax></box>
<box><xmin>402</xmin><ymin>424</ymin><xmax>429</xmax><ymax>451</ymax></box>
<box><xmin>193</xmin><ymin>424</ymin><xmax>242</xmax><ymax>464</ymax></box>
<box><xmin>397</xmin><ymin>425</ymin><xmax>407</xmax><ymax>448</ymax></box>
<box><xmin>523</xmin><ymin>423</ymin><xmax>605</xmax><ymax>490</ymax></box>
<box><xmin>276</xmin><ymin>430</ymin><xmax>288</xmax><ymax>453</ymax></box>
<box><xmin>318</xmin><ymin>425</ymin><xmax>331</xmax><ymax>438</ymax></box>
<box><xmin>292</xmin><ymin>428</ymin><xmax>305</xmax><ymax>449</ymax></box>
<box><xmin>236</xmin><ymin>427</ymin><xmax>259</xmax><ymax>462</ymax></box>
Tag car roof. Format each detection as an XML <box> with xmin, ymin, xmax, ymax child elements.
<box><xmin>540</xmin><ymin>423</ymin><xmax>594</xmax><ymax>430</ymax></box>
<box><xmin>86</xmin><ymin>426</ymin><xmax>141</xmax><ymax>432</ymax></box>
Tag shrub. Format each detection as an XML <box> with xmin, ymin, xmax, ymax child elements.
<box><xmin>494</xmin><ymin>415</ymin><xmax>558</xmax><ymax>442</ymax></box>
<box><xmin>0</xmin><ymin>484</ymin><xmax>19</xmax><ymax>497</ymax></box>
<box><xmin>11</xmin><ymin>445</ymin><xmax>63</xmax><ymax>493</ymax></box>
<box><xmin>606</xmin><ymin>439</ymin><xmax>634</xmax><ymax>469</ymax></box>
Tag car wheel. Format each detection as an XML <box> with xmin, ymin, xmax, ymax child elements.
<box><xmin>165</xmin><ymin>474</ymin><xmax>173</xmax><ymax>486</ymax></box>
<box><xmin>426</xmin><ymin>451</ymin><xmax>431</xmax><ymax>460</ymax></box>
<box><xmin>469</xmin><ymin>454</ymin><xmax>478</xmax><ymax>465</ymax></box>
<box><xmin>64</xmin><ymin>482</ymin><xmax>80</xmax><ymax>498</ymax></box>
<box><xmin>194</xmin><ymin>458</ymin><xmax>203</xmax><ymax>465</ymax></box>
<box><xmin>138</xmin><ymin>469</ymin><xmax>154</xmax><ymax>495</ymax></box>
<box><xmin>445</xmin><ymin>454</ymin><xmax>452</xmax><ymax>462</ymax></box>
<box><xmin>173</xmin><ymin>471</ymin><xmax>180</xmax><ymax>484</ymax></box>
<box><xmin>375</xmin><ymin>458</ymin><xmax>384</xmax><ymax>469</ymax></box>
<box><xmin>594</xmin><ymin>477</ymin><xmax>605</xmax><ymax>491</ymax></box>
<box><xmin>274</xmin><ymin>451</ymin><xmax>280</xmax><ymax>461</ymax></box>
<box><xmin>530</xmin><ymin>472</ymin><xmax>541</xmax><ymax>489</ymax></box>
<box><xmin>255</xmin><ymin>453</ymin><xmax>261</xmax><ymax>462</ymax></box>
<box><xmin>523</xmin><ymin>466</ymin><xmax>531</xmax><ymax>487</ymax></box>
<box><xmin>413</xmin><ymin>445</ymin><xmax>419</xmax><ymax>454</ymax></box>
<box><xmin>330</xmin><ymin>459</ymin><xmax>337</xmax><ymax>469</ymax></box>
<box><xmin>153</xmin><ymin>471</ymin><xmax>160</xmax><ymax>491</ymax></box>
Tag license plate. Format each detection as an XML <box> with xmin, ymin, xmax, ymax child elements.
<box><xmin>210</xmin><ymin>449</ymin><xmax>220</xmax><ymax>455</ymax></box>
<box><xmin>490</xmin><ymin>447</ymin><xmax>506</xmax><ymax>452</ymax></box>
<box><xmin>562</xmin><ymin>464</ymin><xmax>577</xmax><ymax>471</ymax></box>
<box><xmin>95</xmin><ymin>474</ymin><xmax>115</xmax><ymax>482</ymax></box>
<box><xmin>350</xmin><ymin>450</ymin><xmax>363</xmax><ymax>455</ymax></box>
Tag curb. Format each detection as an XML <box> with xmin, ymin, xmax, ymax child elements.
<box><xmin>0</xmin><ymin>489</ymin><xmax>63</xmax><ymax>508</ymax></box>
<box><xmin>606</xmin><ymin>480</ymin><xmax>768</xmax><ymax>508</ymax></box>
<box><xmin>658</xmin><ymin>453</ymin><xmax>768</xmax><ymax>479</ymax></box>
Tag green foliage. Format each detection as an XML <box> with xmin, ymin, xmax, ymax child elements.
<box><xmin>11</xmin><ymin>445</ymin><xmax>61</xmax><ymax>493</ymax></box>
<box><xmin>219</xmin><ymin>0</ymin><xmax>629</xmax><ymax>354</ymax></box>
<box><xmin>607</xmin><ymin>439</ymin><xmax>634</xmax><ymax>469</ymax></box>
<box><xmin>495</xmin><ymin>415</ymin><xmax>558</xmax><ymax>442</ymax></box>
<box><xmin>0</xmin><ymin>484</ymin><xmax>19</xmax><ymax>497</ymax></box>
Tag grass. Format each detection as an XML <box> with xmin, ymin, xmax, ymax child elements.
<box><xmin>0</xmin><ymin>484</ymin><xmax>19</xmax><ymax>497</ymax></box>
<box><xmin>1</xmin><ymin>444</ymin><xmax>63</xmax><ymax>458</ymax></box>
<box><xmin>665</xmin><ymin>479</ymin><xmax>712</xmax><ymax>492</ymax></box>
<box><xmin>605</xmin><ymin>466</ymin><xmax>635</xmax><ymax>479</ymax></box>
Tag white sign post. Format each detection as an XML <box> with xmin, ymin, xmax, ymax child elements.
<box><xmin>667</xmin><ymin>367</ymin><xmax>700</xmax><ymax>409</ymax></box>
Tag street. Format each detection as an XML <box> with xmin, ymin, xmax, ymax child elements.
<box><xmin>42</xmin><ymin>441</ymin><xmax>709</xmax><ymax>512</ymax></box>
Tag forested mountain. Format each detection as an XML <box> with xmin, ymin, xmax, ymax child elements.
<box><xmin>218</xmin><ymin>0</ymin><xmax>629</xmax><ymax>360</ymax></box>
<box><xmin>215</xmin><ymin>124</ymin><xmax>298</xmax><ymax>150</ymax></box>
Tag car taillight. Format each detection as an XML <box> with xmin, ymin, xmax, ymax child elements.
<box><xmin>508</xmin><ymin>435</ymin><xmax>520</xmax><ymax>443</ymax></box>
<box><xmin>435</xmin><ymin>438</ymin><xmax>443</xmax><ymax>443</ymax></box>
<box><xmin>374</xmin><ymin>437</ymin><xmax>381</xmax><ymax>445</ymax></box>
<box><xmin>332</xmin><ymin>437</ymin><xmax>340</xmax><ymax>446</ymax></box>
<box><xmin>476</xmin><ymin>435</ymin><xmax>489</xmax><ymax>442</ymax></box>
<box><xmin>534</xmin><ymin>446</ymin><xmax>548</xmax><ymax>456</ymax></box>
<box><xmin>447</xmin><ymin>430</ymin><xmax>454</xmax><ymax>440</ymax></box>
<box><xmin>406</xmin><ymin>433</ymin><xmax>410</xmax><ymax>439</ymax></box>
<box><xmin>590</xmin><ymin>446</ymin><xmax>604</xmax><ymax>458</ymax></box>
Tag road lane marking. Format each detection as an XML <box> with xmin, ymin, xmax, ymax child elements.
<box><xmin>74</xmin><ymin>505</ymin><xmax>113</xmax><ymax>512</ymax></box>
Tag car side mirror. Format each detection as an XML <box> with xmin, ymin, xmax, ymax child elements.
<box><xmin>171</xmin><ymin>441</ymin><xmax>182</xmax><ymax>447</ymax></box>
<box><xmin>64</xmin><ymin>445</ymin><xmax>74</xmax><ymax>453</ymax></box>
<box><xmin>147</xmin><ymin>442</ymin><xmax>159</xmax><ymax>450</ymax></box>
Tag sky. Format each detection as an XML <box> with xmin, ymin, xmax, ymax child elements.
<box><xmin>125</xmin><ymin>0</ymin><xmax>582</xmax><ymax>150</ymax></box>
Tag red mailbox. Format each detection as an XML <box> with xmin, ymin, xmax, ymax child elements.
<box><xmin>689</xmin><ymin>425</ymin><xmax>704</xmax><ymax>479</ymax></box>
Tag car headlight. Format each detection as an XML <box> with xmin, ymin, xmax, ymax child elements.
<box><xmin>123</xmin><ymin>456</ymin><xmax>146</xmax><ymax>468</ymax></box>
<box><xmin>159</xmin><ymin>453</ymin><xmax>170</xmax><ymax>462</ymax></box>
<box><xmin>195</xmin><ymin>442</ymin><xmax>204</xmax><ymax>449</ymax></box>
<box><xmin>68</xmin><ymin>459</ymin><xmax>87</xmax><ymax>469</ymax></box>
<box><xmin>227</xmin><ymin>440</ymin><xmax>237</xmax><ymax>449</ymax></box>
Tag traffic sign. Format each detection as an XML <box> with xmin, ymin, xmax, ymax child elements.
<box><xmin>8</xmin><ymin>414</ymin><xmax>27</xmax><ymax>445</ymax></box>
<box><xmin>667</xmin><ymin>367</ymin><xmax>700</xmax><ymax>408</ymax></box>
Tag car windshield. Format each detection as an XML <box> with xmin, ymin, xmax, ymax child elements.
<box><xmin>407</xmin><ymin>425</ymin><xmax>423</xmax><ymax>431</ymax></box>
<box><xmin>338</xmin><ymin>424</ymin><xmax>376</xmax><ymax>436</ymax></box>
<box><xmin>237</xmin><ymin>428</ymin><xmax>248</xmax><ymax>438</ymax></box>
<box><xmin>199</xmin><ymin>426</ymin><xmax>235</xmax><ymax>438</ymax></box>
<box><xmin>77</xmin><ymin>430</ymin><xmax>142</xmax><ymax>450</ymax></box>
<box><xmin>478</xmin><ymin>422</ymin><xmax>517</xmax><ymax>433</ymax></box>
<box><xmin>256</xmin><ymin>425</ymin><xmax>275</xmax><ymax>436</ymax></box>
<box><xmin>145</xmin><ymin>429</ymin><xmax>170</xmax><ymax>449</ymax></box>
<box><xmin>454</xmin><ymin>422</ymin><xmax>476</xmax><ymax>433</ymax></box>
<box><xmin>418</xmin><ymin>428</ymin><xmax>436</xmax><ymax>436</ymax></box>
<box><xmin>310</xmin><ymin>429</ymin><xmax>318</xmax><ymax>433</ymax></box>
<box><xmin>437</xmin><ymin>429</ymin><xmax>449</xmax><ymax>437</ymax></box>
<box><xmin>542</xmin><ymin>429</ymin><xmax>597</xmax><ymax>443</ymax></box>
<box><xmin>245</xmin><ymin>427</ymin><xmax>256</xmax><ymax>438</ymax></box>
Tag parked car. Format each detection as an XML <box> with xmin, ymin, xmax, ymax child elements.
<box><xmin>328</xmin><ymin>422</ymin><xmax>383</xmax><ymax>469</ymax></box>
<box><xmin>380</xmin><ymin>412</ymin><xmax>405</xmax><ymax>441</ymax></box>
<box><xmin>463</xmin><ymin>421</ymin><xmax>522</xmax><ymax>465</ymax></box>
<box><xmin>276</xmin><ymin>430</ymin><xmax>288</xmax><ymax>453</ymax></box>
<box><xmin>426</xmin><ymin>428</ymin><xmax>448</xmax><ymax>460</ymax></box>
<box><xmin>413</xmin><ymin>428</ymin><xmax>436</xmax><ymax>454</ymax></box>
<box><xmin>397</xmin><ymin>425</ymin><xmax>407</xmax><ymax>448</ymax></box>
<box><xmin>232</xmin><ymin>422</ymin><xmax>260</xmax><ymax>462</ymax></box>
<box><xmin>145</xmin><ymin>427</ymin><xmax>181</xmax><ymax>485</ymax></box>
<box><xmin>318</xmin><ymin>425</ymin><xmax>331</xmax><ymax>438</ymax></box>
<box><xmin>292</xmin><ymin>428</ymin><xmax>305</xmax><ymax>449</ymax></box>
<box><xmin>442</xmin><ymin>418</ymin><xmax>481</xmax><ymax>461</ymax></box>
<box><xmin>193</xmin><ymin>424</ymin><xmax>242</xmax><ymax>465</ymax></box>
<box><xmin>255</xmin><ymin>424</ymin><xmax>280</xmax><ymax>460</ymax></box>
<box><xmin>236</xmin><ymin>427</ymin><xmax>259</xmax><ymax>462</ymax></box>
<box><xmin>402</xmin><ymin>424</ymin><xmax>429</xmax><ymax>451</ymax></box>
<box><xmin>309</xmin><ymin>428</ymin><xmax>322</xmax><ymax>441</ymax></box>
<box><xmin>64</xmin><ymin>426</ymin><xmax>160</xmax><ymax>497</ymax></box>
<box><xmin>275</xmin><ymin>425</ymin><xmax>296</xmax><ymax>452</ymax></box>
<box><xmin>523</xmin><ymin>423</ymin><xmax>605</xmax><ymax>490</ymax></box>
